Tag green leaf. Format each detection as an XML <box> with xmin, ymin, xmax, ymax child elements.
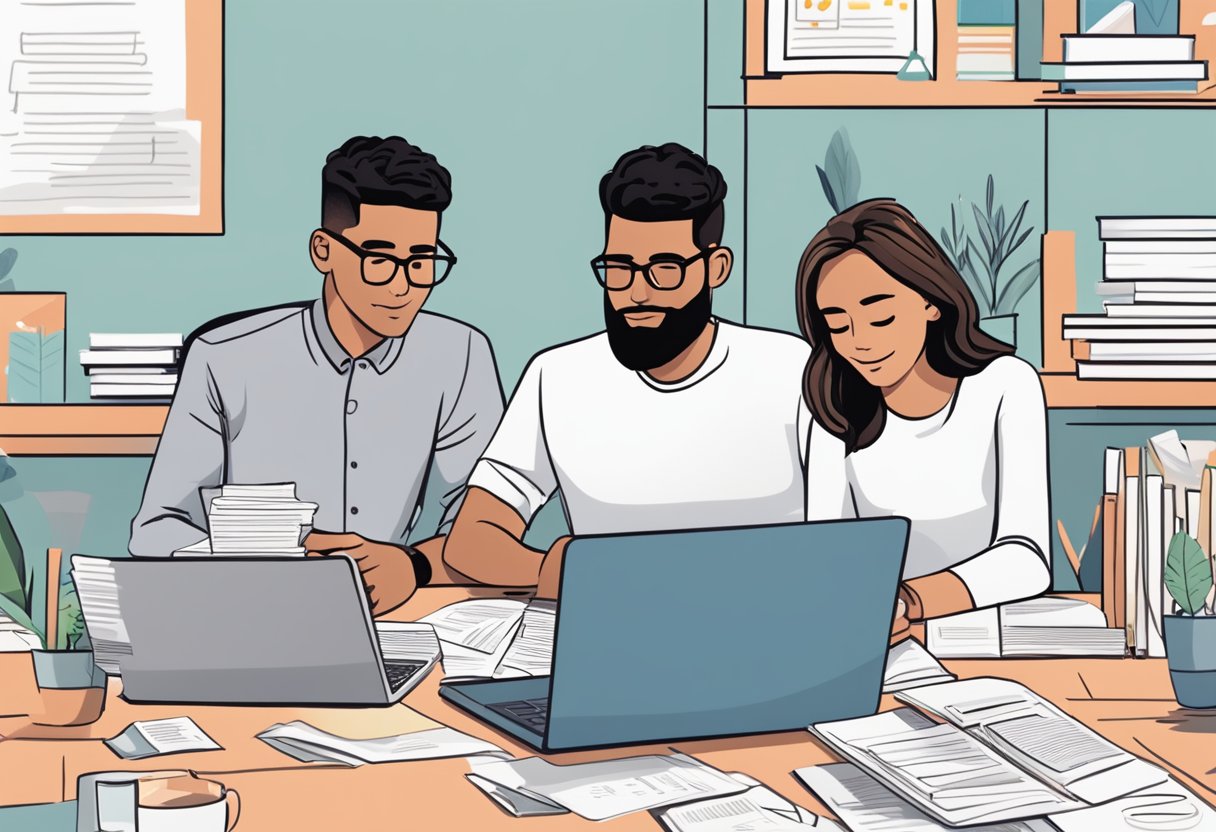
<box><xmin>985</xmin><ymin>174</ymin><xmax>995</xmax><ymax>218</ymax></box>
<box><xmin>825</xmin><ymin>129</ymin><xmax>861</xmax><ymax>210</ymax></box>
<box><xmin>1165</xmin><ymin>532</ymin><xmax>1213</xmax><ymax>616</ymax></box>
<box><xmin>0</xmin><ymin>504</ymin><xmax>28</xmax><ymax>615</ymax></box>
<box><xmin>971</xmin><ymin>204</ymin><xmax>997</xmax><ymax>266</ymax></box>
<box><xmin>0</xmin><ymin>248</ymin><xmax>16</xmax><ymax>281</ymax></box>
<box><xmin>816</xmin><ymin>166</ymin><xmax>840</xmax><ymax>214</ymax></box>
<box><xmin>995</xmin><ymin>260</ymin><xmax>1040</xmax><ymax>316</ymax></box>
<box><xmin>58</xmin><ymin>581</ymin><xmax>84</xmax><ymax>650</ymax></box>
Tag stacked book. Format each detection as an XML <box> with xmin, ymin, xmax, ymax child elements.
<box><xmin>1064</xmin><ymin>216</ymin><xmax>1216</xmax><ymax>380</ymax></box>
<box><xmin>1042</xmin><ymin>2</ymin><xmax>1207</xmax><ymax>94</ymax></box>
<box><xmin>175</xmin><ymin>483</ymin><xmax>319</xmax><ymax>557</ymax></box>
<box><xmin>80</xmin><ymin>333</ymin><xmax>182</xmax><ymax>400</ymax></box>
<box><xmin>955</xmin><ymin>0</ymin><xmax>1016</xmax><ymax>81</ymax></box>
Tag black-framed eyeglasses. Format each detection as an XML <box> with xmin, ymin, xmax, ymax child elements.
<box><xmin>590</xmin><ymin>249</ymin><xmax>711</xmax><ymax>292</ymax></box>
<box><xmin>325</xmin><ymin>229</ymin><xmax>457</xmax><ymax>287</ymax></box>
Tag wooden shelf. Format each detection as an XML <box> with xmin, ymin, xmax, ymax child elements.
<box><xmin>0</xmin><ymin>404</ymin><xmax>168</xmax><ymax>456</ymax></box>
<box><xmin>743</xmin><ymin>0</ymin><xmax>1216</xmax><ymax>109</ymax></box>
<box><xmin>1041</xmin><ymin>374</ymin><xmax>1216</xmax><ymax>409</ymax></box>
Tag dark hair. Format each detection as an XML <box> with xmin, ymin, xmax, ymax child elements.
<box><xmin>599</xmin><ymin>143</ymin><xmax>727</xmax><ymax>249</ymax></box>
<box><xmin>796</xmin><ymin>198</ymin><xmax>1013</xmax><ymax>454</ymax></box>
<box><xmin>321</xmin><ymin>136</ymin><xmax>452</xmax><ymax>232</ymax></box>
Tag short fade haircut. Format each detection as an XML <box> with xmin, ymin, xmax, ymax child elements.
<box><xmin>599</xmin><ymin>143</ymin><xmax>727</xmax><ymax>249</ymax></box>
<box><xmin>321</xmin><ymin>135</ymin><xmax>453</xmax><ymax>233</ymax></box>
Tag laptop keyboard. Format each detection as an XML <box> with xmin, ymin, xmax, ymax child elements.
<box><xmin>384</xmin><ymin>660</ymin><xmax>425</xmax><ymax>692</ymax></box>
<box><xmin>488</xmin><ymin>697</ymin><xmax>550</xmax><ymax>734</ymax></box>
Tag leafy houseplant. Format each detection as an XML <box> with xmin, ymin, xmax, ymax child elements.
<box><xmin>816</xmin><ymin>128</ymin><xmax>861</xmax><ymax>215</ymax></box>
<box><xmin>0</xmin><ymin>458</ymin><xmax>102</xmax><ymax>726</ymax></box>
<box><xmin>938</xmin><ymin>175</ymin><xmax>1040</xmax><ymax>349</ymax></box>
<box><xmin>1162</xmin><ymin>532</ymin><xmax>1216</xmax><ymax>709</ymax></box>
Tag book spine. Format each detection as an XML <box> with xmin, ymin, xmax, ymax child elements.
<box><xmin>1102</xmin><ymin>493</ymin><xmax>1118</xmax><ymax>628</ymax></box>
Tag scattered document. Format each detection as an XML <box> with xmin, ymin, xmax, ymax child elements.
<box><xmin>467</xmin><ymin>753</ymin><xmax>747</xmax><ymax>821</ymax></box>
<box><xmin>796</xmin><ymin>762</ymin><xmax>1056</xmax><ymax>832</ymax></box>
<box><xmin>896</xmin><ymin>678</ymin><xmax>1167</xmax><ymax>805</ymax></box>
<box><xmin>0</xmin><ymin>0</ymin><xmax>202</xmax><ymax>216</ymax></box>
<box><xmin>882</xmin><ymin>638</ymin><xmax>956</xmax><ymax>693</ymax></box>
<box><xmin>1049</xmin><ymin>775</ymin><xmax>1216</xmax><ymax>832</ymax></box>
<box><xmin>927</xmin><ymin>608</ymin><xmax>1002</xmax><ymax>658</ymax></box>
<box><xmin>105</xmin><ymin>717</ymin><xmax>220</xmax><ymax>760</ymax></box>
<box><xmin>493</xmin><ymin>599</ymin><xmax>556</xmax><ymax>679</ymax></box>
<box><xmin>70</xmin><ymin>556</ymin><xmax>131</xmax><ymax>675</ymax></box>
<box><xmin>810</xmin><ymin>709</ymin><xmax>1085</xmax><ymax>825</ymax></box>
<box><xmin>419</xmin><ymin>598</ymin><xmax>525</xmax><ymax>654</ymax></box>
<box><xmin>257</xmin><ymin>721</ymin><xmax>508</xmax><ymax>767</ymax></box>
<box><xmin>929</xmin><ymin>600</ymin><xmax>1125</xmax><ymax>658</ymax></box>
<box><xmin>658</xmin><ymin>786</ymin><xmax>843</xmax><ymax>832</ymax></box>
<box><xmin>466</xmin><ymin>769</ymin><xmax>568</xmax><ymax>818</ymax></box>
<box><xmin>374</xmin><ymin>622</ymin><xmax>441</xmax><ymax>664</ymax></box>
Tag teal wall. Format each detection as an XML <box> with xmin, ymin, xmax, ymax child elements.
<box><xmin>2</xmin><ymin>0</ymin><xmax>706</xmax><ymax>589</ymax></box>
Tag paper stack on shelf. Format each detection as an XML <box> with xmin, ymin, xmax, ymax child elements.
<box><xmin>1043</xmin><ymin>2</ymin><xmax>1207</xmax><ymax>94</ymax></box>
<box><xmin>173</xmin><ymin>483</ymin><xmax>318</xmax><ymax>557</ymax></box>
<box><xmin>81</xmin><ymin>333</ymin><xmax>182</xmax><ymax>400</ymax></box>
<box><xmin>1064</xmin><ymin>217</ymin><xmax>1216</xmax><ymax>380</ymax></box>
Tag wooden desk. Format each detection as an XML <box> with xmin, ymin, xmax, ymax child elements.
<box><xmin>2</xmin><ymin>587</ymin><xmax>1213</xmax><ymax>829</ymax></box>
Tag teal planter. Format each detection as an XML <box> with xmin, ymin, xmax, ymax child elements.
<box><xmin>1163</xmin><ymin>615</ymin><xmax>1216</xmax><ymax>709</ymax></box>
<box><xmin>32</xmin><ymin>649</ymin><xmax>105</xmax><ymax>690</ymax></box>
<box><xmin>979</xmin><ymin>314</ymin><xmax>1018</xmax><ymax>349</ymax></box>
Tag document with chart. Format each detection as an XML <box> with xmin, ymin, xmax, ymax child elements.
<box><xmin>766</xmin><ymin>0</ymin><xmax>935</xmax><ymax>74</ymax></box>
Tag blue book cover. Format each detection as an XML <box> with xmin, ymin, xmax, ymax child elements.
<box><xmin>958</xmin><ymin>0</ymin><xmax>1016</xmax><ymax>26</ymax></box>
<box><xmin>1061</xmin><ymin>79</ymin><xmax>1198</xmax><ymax>92</ymax></box>
<box><xmin>1079</xmin><ymin>0</ymin><xmax>1179</xmax><ymax>35</ymax></box>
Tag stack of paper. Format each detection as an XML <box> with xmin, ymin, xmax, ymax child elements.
<box><xmin>70</xmin><ymin>555</ymin><xmax>132</xmax><ymax>674</ymax></box>
<box><xmin>927</xmin><ymin>599</ymin><xmax>1126</xmax><ymax>659</ymax></box>
<box><xmin>180</xmin><ymin>483</ymin><xmax>318</xmax><ymax>557</ymax></box>
<box><xmin>258</xmin><ymin>721</ymin><xmax>508</xmax><ymax>767</ymax></box>
<box><xmin>466</xmin><ymin>753</ymin><xmax>748</xmax><ymax>821</ymax></box>
<box><xmin>81</xmin><ymin>333</ymin><xmax>182</xmax><ymax>400</ymax></box>
<box><xmin>374</xmin><ymin>622</ymin><xmax>442</xmax><ymax>664</ymax></box>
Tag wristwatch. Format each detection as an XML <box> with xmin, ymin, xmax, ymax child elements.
<box><xmin>404</xmin><ymin>544</ymin><xmax>432</xmax><ymax>588</ymax></box>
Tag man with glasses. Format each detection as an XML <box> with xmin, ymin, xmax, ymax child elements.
<box><xmin>444</xmin><ymin>143</ymin><xmax>810</xmax><ymax>595</ymax></box>
<box><xmin>131</xmin><ymin>135</ymin><xmax>503</xmax><ymax>615</ymax></box>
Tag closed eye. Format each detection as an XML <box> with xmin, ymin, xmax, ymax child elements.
<box><xmin>827</xmin><ymin>324</ymin><xmax>849</xmax><ymax>335</ymax></box>
<box><xmin>871</xmin><ymin>316</ymin><xmax>895</xmax><ymax>328</ymax></box>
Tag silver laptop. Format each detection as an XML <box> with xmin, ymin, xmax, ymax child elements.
<box><xmin>72</xmin><ymin>555</ymin><xmax>438</xmax><ymax>705</ymax></box>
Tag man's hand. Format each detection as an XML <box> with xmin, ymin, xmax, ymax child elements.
<box><xmin>535</xmin><ymin>536</ymin><xmax>573</xmax><ymax>599</ymax></box>
<box><xmin>304</xmin><ymin>531</ymin><xmax>417</xmax><ymax>616</ymax></box>
<box><xmin>890</xmin><ymin>596</ymin><xmax>911</xmax><ymax>646</ymax></box>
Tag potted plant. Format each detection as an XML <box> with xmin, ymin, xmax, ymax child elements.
<box><xmin>938</xmin><ymin>175</ymin><xmax>1040</xmax><ymax>349</ymax></box>
<box><xmin>0</xmin><ymin>456</ymin><xmax>102</xmax><ymax>726</ymax></box>
<box><xmin>1163</xmin><ymin>532</ymin><xmax>1216</xmax><ymax>709</ymax></box>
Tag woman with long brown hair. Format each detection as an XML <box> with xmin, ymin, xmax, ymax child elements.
<box><xmin>796</xmin><ymin>198</ymin><xmax>1050</xmax><ymax>640</ymax></box>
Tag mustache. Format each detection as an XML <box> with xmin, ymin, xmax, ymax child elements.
<box><xmin>615</xmin><ymin>305</ymin><xmax>671</xmax><ymax>315</ymax></box>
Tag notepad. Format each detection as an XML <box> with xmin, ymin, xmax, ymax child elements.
<box><xmin>105</xmin><ymin>717</ymin><xmax>221</xmax><ymax>760</ymax></box>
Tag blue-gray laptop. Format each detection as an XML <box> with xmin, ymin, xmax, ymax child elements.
<box><xmin>439</xmin><ymin>518</ymin><xmax>909</xmax><ymax>752</ymax></box>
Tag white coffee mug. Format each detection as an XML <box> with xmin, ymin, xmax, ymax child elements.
<box><xmin>96</xmin><ymin>772</ymin><xmax>239</xmax><ymax>832</ymax></box>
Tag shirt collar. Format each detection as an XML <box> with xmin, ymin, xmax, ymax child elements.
<box><xmin>307</xmin><ymin>298</ymin><xmax>404</xmax><ymax>375</ymax></box>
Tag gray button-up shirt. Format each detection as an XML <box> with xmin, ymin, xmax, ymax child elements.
<box><xmin>129</xmin><ymin>299</ymin><xmax>504</xmax><ymax>556</ymax></box>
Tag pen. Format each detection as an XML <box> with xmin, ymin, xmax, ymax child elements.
<box><xmin>45</xmin><ymin>547</ymin><xmax>62</xmax><ymax>650</ymax></box>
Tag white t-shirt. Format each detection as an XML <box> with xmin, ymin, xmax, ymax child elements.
<box><xmin>469</xmin><ymin>320</ymin><xmax>811</xmax><ymax>535</ymax></box>
<box><xmin>806</xmin><ymin>355</ymin><xmax>1051</xmax><ymax>609</ymax></box>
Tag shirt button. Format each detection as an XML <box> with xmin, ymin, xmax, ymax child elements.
<box><xmin>346</xmin><ymin>399</ymin><xmax>358</xmax><ymax>415</ymax></box>
<box><xmin>350</xmin><ymin>506</ymin><xmax>359</xmax><ymax>515</ymax></box>
<box><xmin>358</xmin><ymin>360</ymin><xmax>369</xmax><ymax>370</ymax></box>
<box><xmin>350</xmin><ymin>461</ymin><xmax>358</xmax><ymax>469</ymax></box>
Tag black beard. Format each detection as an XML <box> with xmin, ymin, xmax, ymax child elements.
<box><xmin>603</xmin><ymin>281</ymin><xmax>713</xmax><ymax>372</ymax></box>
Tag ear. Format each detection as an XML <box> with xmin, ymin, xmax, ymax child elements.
<box><xmin>310</xmin><ymin>231</ymin><xmax>331</xmax><ymax>274</ymax></box>
<box><xmin>707</xmin><ymin>244</ymin><xmax>733</xmax><ymax>290</ymax></box>
<box><xmin>925</xmin><ymin>302</ymin><xmax>941</xmax><ymax>322</ymax></box>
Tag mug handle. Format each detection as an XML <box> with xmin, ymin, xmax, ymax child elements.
<box><xmin>224</xmin><ymin>788</ymin><xmax>241</xmax><ymax>832</ymax></box>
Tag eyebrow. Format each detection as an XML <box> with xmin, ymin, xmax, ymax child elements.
<box><xmin>409</xmin><ymin>244</ymin><xmax>436</xmax><ymax>254</ymax></box>
<box><xmin>360</xmin><ymin>239</ymin><xmax>395</xmax><ymax>250</ymax></box>
<box><xmin>650</xmin><ymin>251</ymin><xmax>686</xmax><ymax>260</ymax></box>
<box><xmin>820</xmin><ymin>306</ymin><xmax>847</xmax><ymax>316</ymax></box>
<box><xmin>860</xmin><ymin>294</ymin><xmax>895</xmax><ymax>306</ymax></box>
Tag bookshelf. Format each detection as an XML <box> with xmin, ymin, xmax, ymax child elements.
<box><xmin>0</xmin><ymin>404</ymin><xmax>167</xmax><ymax>456</ymax></box>
<box><xmin>745</xmin><ymin>0</ymin><xmax>1216</xmax><ymax>109</ymax></box>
